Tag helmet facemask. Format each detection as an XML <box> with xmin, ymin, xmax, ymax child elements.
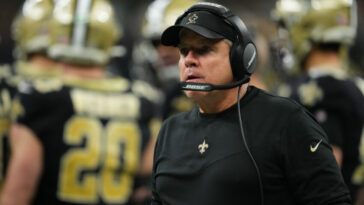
<box><xmin>271</xmin><ymin>0</ymin><xmax>357</xmax><ymax>73</ymax></box>
<box><xmin>47</xmin><ymin>0</ymin><xmax>121</xmax><ymax>66</ymax></box>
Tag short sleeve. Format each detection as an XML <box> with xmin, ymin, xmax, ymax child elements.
<box><xmin>13</xmin><ymin>90</ymin><xmax>47</xmax><ymax>135</ymax></box>
<box><xmin>281</xmin><ymin>107</ymin><xmax>351</xmax><ymax>204</ymax></box>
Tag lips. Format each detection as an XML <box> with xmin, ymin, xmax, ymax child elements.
<box><xmin>186</xmin><ymin>73</ymin><xmax>203</xmax><ymax>83</ymax></box>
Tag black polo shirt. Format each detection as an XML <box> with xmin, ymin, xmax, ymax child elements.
<box><xmin>152</xmin><ymin>86</ymin><xmax>351</xmax><ymax>205</ymax></box>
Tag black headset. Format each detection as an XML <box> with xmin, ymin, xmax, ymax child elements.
<box><xmin>174</xmin><ymin>2</ymin><xmax>258</xmax><ymax>81</ymax></box>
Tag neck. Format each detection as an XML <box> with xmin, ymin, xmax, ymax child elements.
<box><xmin>250</xmin><ymin>73</ymin><xmax>267</xmax><ymax>90</ymax></box>
<box><xmin>61</xmin><ymin>63</ymin><xmax>105</xmax><ymax>79</ymax></box>
<box><xmin>197</xmin><ymin>83</ymin><xmax>249</xmax><ymax>114</ymax></box>
<box><xmin>304</xmin><ymin>48</ymin><xmax>342</xmax><ymax>71</ymax></box>
<box><xmin>28</xmin><ymin>54</ymin><xmax>56</xmax><ymax>69</ymax></box>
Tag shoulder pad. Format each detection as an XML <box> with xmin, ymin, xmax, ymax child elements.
<box><xmin>17</xmin><ymin>77</ymin><xmax>63</xmax><ymax>94</ymax></box>
<box><xmin>15</xmin><ymin>60</ymin><xmax>62</xmax><ymax>79</ymax></box>
<box><xmin>33</xmin><ymin>77</ymin><xmax>63</xmax><ymax>93</ymax></box>
<box><xmin>0</xmin><ymin>64</ymin><xmax>12</xmax><ymax>80</ymax></box>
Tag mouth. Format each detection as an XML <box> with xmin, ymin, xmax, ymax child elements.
<box><xmin>185</xmin><ymin>74</ymin><xmax>203</xmax><ymax>83</ymax></box>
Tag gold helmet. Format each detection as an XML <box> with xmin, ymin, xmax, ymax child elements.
<box><xmin>11</xmin><ymin>0</ymin><xmax>54</xmax><ymax>59</ymax></box>
<box><xmin>141</xmin><ymin>0</ymin><xmax>201</xmax><ymax>41</ymax></box>
<box><xmin>132</xmin><ymin>0</ymin><xmax>201</xmax><ymax>86</ymax></box>
<box><xmin>272</xmin><ymin>0</ymin><xmax>357</xmax><ymax>69</ymax></box>
<box><xmin>47</xmin><ymin>0</ymin><xmax>121</xmax><ymax>66</ymax></box>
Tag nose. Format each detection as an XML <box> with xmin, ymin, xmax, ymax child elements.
<box><xmin>183</xmin><ymin>50</ymin><xmax>198</xmax><ymax>68</ymax></box>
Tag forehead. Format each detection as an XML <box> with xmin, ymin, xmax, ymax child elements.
<box><xmin>178</xmin><ymin>29</ymin><xmax>221</xmax><ymax>46</ymax></box>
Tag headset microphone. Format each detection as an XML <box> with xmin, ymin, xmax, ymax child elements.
<box><xmin>179</xmin><ymin>75</ymin><xmax>250</xmax><ymax>91</ymax></box>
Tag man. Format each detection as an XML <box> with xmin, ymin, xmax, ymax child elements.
<box><xmin>272</xmin><ymin>0</ymin><xmax>364</xmax><ymax>201</ymax></box>
<box><xmin>151</xmin><ymin>2</ymin><xmax>351</xmax><ymax>204</ymax></box>
<box><xmin>0</xmin><ymin>0</ymin><xmax>162</xmax><ymax>204</ymax></box>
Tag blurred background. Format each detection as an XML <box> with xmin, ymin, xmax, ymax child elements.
<box><xmin>1</xmin><ymin>1</ymin><xmax>363</xmax><ymax>204</ymax></box>
<box><xmin>1</xmin><ymin>0</ymin><xmax>363</xmax><ymax>78</ymax></box>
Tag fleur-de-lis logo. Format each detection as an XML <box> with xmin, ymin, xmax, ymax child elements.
<box><xmin>187</xmin><ymin>13</ymin><xmax>198</xmax><ymax>24</ymax></box>
<box><xmin>198</xmin><ymin>140</ymin><xmax>208</xmax><ymax>154</ymax></box>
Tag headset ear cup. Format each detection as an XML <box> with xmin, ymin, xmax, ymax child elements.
<box><xmin>243</xmin><ymin>43</ymin><xmax>258</xmax><ymax>75</ymax></box>
<box><xmin>230</xmin><ymin>43</ymin><xmax>245</xmax><ymax>80</ymax></box>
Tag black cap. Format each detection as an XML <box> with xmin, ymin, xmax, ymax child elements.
<box><xmin>161</xmin><ymin>11</ymin><xmax>236</xmax><ymax>46</ymax></box>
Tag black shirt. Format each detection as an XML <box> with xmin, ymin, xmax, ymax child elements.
<box><xmin>152</xmin><ymin>86</ymin><xmax>351</xmax><ymax>205</ymax></box>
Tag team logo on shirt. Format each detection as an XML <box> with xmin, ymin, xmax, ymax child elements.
<box><xmin>198</xmin><ymin>140</ymin><xmax>208</xmax><ymax>154</ymax></box>
<box><xmin>298</xmin><ymin>81</ymin><xmax>323</xmax><ymax>106</ymax></box>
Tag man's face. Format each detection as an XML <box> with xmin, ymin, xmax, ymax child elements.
<box><xmin>178</xmin><ymin>29</ymin><xmax>233</xmax><ymax>98</ymax></box>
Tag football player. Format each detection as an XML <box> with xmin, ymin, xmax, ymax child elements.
<box><xmin>0</xmin><ymin>0</ymin><xmax>162</xmax><ymax>204</ymax></box>
<box><xmin>132</xmin><ymin>0</ymin><xmax>198</xmax><ymax>120</ymax></box>
<box><xmin>272</xmin><ymin>0</ymin><xmax>364</xmax><ymax>201</ymax></box>
<box><xmin>0</xmin><ymin>0</ymin><xmax>60</xmax><ymax>192</ymax></box>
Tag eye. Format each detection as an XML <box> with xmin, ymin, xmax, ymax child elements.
<box><xmin>179</xmin><ymin>47</ymin><xmax>189</xmax><ymax>56</ymax></box>
<box><xmin>178</xmin><ymin>46</ymin><xmax>212</xmax><ymax>56</ymax></box>
<box><xmin>195</xmin><ymin>46</ymin><xmax>211</xmax><ymax>55</ymax></box>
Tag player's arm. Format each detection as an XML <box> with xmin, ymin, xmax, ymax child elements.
<box><xmin>130</xmin><ymin>118</ymin><xmax>162</xmax><ymax>204</ymax></box>
<box><xmin>320</xmin><ymin>112</ymin><xmax>344</xmax><ymax>168</ymax></box>
<box><xmin>0</xmin><ymin>123</ymin><xmax>43</xmax><ymax>205</ymax></box>
<box><xmin>138</xmin><ymin>135</ymin><xmax>156</xmax><ymax>176</ymax></box>
<box><xmin>138</xmin><ymin>118</ymin><xmax>161</xmax><ymax>176</ymax></box>
<box><xmin>331</xmin><ymin>144</ymin><xmax>343</xmax><ymax>168</ymax></box>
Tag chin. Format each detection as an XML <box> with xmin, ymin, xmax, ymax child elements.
<box><xmin>184</xmin><ymin>90</ymin><xmax>208</xmax><ymax>100</ymax></box>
